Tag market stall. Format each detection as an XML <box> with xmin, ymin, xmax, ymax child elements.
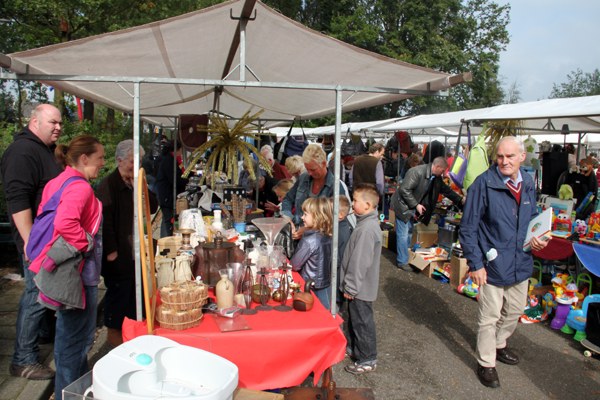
<box><xmin>121</xmin><ymin>292</ymin><xmax>346</xmax><ymax>390</ymax></box>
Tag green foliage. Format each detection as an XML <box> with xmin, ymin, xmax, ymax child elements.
<box><xmin>0</xmin><ymin>123</ymin><xmax>19</xmax><ymax>217</ymax></box>
<box><xmin>295</xmin><ymin>0</ymin><xmax>510</xmax><ymax>118</ymax></box>
<box><xmin>1</xmin><ymin>0</ymin><xmax>511</xmax><ymax>133</ymax></box>
<box><xmin>262</xmin><ymin>0</ymin><xmax>303</xmax><ymax>19</ymax></box>
<box><xmin>550</xmin><ymin>69</ymin><xmax>600</xmax><ymax>99</ymax></box>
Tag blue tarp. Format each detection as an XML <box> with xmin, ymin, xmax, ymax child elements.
<box><xmin>573</xmin><ymin>243</ymin><xmax>600</xmax><ymax>277</ymax></box>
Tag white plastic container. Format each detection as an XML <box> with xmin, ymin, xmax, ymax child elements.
<box><xmin>92</xmin><ymin>335</ymin><xmax>238</xmax><ymax>400</ymax></box>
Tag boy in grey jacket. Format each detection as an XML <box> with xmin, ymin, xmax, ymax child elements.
<box><xmin>340</xmin><ymin>183</ymin><xmax>382</xmax><ymax>374</ymax></box>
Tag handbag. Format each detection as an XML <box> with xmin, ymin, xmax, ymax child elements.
<box><xmin>341</xmin><ymin>128</ymin><xmax>366</xmax><ymax>157</ymax></box>
<box><xmin>449</xmin><ymin>124</ymin><xmax>471</xmax><ymax>189</ymax></box>
<box><xmin>274</xmin><ymin>120</ymin><xmax>308</xmax><ymax>164</ymax></box>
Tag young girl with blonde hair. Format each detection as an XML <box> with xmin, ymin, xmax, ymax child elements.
<box><xmin>290</xmin><ymin>197</ymin><xmax>333</xmax><ymax>309</ymax></box>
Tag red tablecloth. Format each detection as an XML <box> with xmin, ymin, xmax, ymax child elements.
<box><xmin>532</xmin><ymin>236</ymin><xmax>574</xmax><ymax>260</ymax></box>
<box><xmin>122</xmin><ymin>294</ymin><xmax>346</xmax><ymax>390</ymax></box>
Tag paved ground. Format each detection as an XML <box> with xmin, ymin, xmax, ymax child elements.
<box><xmin>0</xmin><ymin>244</ymin><xmax>599</xmax><ymax>399</ymax></box>
<box><xmin>0</xmin><ymin>243</ymin><xmax>107</xmax><ymax>400</ymax></box>
<box><xmin>330</xmin><ymin>249</ymin><xmax>600</xmax><ymax>399</ymax></box>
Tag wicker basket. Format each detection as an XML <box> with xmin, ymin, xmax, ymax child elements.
<box><xmin>159</xmin><ymin>281</ymin><xmax>208</xmax><ymax>311</ymax></box>
<box><xmin>156</xmin><ymin>305</ymin><xmax>203</xmax><ymax>330</ymax></box>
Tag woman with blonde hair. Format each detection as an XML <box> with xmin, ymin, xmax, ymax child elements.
<box><xmin>284</xmin><ymin>155</ymin><xmax>306</xmax><ymax>180</ymax></box>
<box><xmin>28</xmin><ymin>135</ymin><xmax>105</xmax><ymax>399</ymax></box>
<box><xmin>281</xmin><ymin>144</ymin><xmax>349</xmax><ymax>239</ymax></box>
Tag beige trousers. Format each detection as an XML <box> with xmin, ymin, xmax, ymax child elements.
<box><xmin>476</xmin><ymin>279</ymin><xmax>529</xmax><ymax>367</ymax></box>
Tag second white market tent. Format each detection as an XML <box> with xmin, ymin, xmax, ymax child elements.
<box><xmin>276</xmin><ymin>96</ymin><xmax>600</xmax><ymax>147</ymax></box>
<box><xmin>372</xmin><ymin>96</ymin><xmax>600</xmax><ymax>147</ymax></box>
<box><xmin>0</xmin><ymin>0</ymin><xmax>469</xmax><ymax>318</ymax></box>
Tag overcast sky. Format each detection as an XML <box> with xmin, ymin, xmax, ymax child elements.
<box><xmin>495</xmin><ymin>0</ymin><xmax>600</xmax><ymax>102</ymax></box>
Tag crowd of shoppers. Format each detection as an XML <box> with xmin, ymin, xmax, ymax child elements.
<box><xmin>1</xmin><ymin>106</ymin><xmax>564</xmax><ymax>395</ymax></box>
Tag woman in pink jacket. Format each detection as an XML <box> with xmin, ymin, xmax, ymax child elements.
<box><xmin>29</xmin><ymin>135</ymin><xmax>104</xmax><ymax>399</ymax></box>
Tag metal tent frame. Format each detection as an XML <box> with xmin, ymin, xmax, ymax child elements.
<box><xmin>0</xmin><ymin>0</ymin><xmax>469</xmax><ymax>320</ymax></box>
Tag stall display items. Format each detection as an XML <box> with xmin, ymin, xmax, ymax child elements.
<box><xmin>523</xmin><ymin>207</ymin><xmax>553</xmax><ymax>252</ymax></box>
<box><xmin>552</xmin><ymin>213</ymin><xmax>572</xmax><ymax>237</ymax></box>
<box><xmin>520</xmin><ymin>294</ymin><xmax>549</xmax><ymax>324</ymax></box>
<box><xmin>293</xmin><ymin>280</ymin><xmax>315</xmax><ymax>312</ymax></box>
<box><xmin>457</xmin><ymin>276</ymin><xmax>479</xmax><ymax>300</ymax></box>
<box><xmin>91</xmin><ymin>335</ymin><xmax>238</xmax><ymax>400</ymax></box>
<box><xmin>156</xmin><ymin>280</ymin><xmax>208</xmax><ymax>331</ymax></box>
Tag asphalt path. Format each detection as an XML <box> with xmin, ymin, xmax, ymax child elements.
<box><xmin>329</xmin><ymin>248</ymin><xmax>600</xmax><ymax>400</ymax></box>
<box><xmin>3</xmin><ymin>244</ymin><xmax>598</xmax><ymax>399</ymax></box>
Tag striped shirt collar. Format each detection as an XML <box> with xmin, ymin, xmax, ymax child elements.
<box><xmin>496</xmin><ymin>166</ymin><xmax>523</xmax><ymax>186</ymax></box>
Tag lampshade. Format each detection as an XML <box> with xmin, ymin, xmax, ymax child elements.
<box><xmin>561</xmin><ymin>124</ymin><xmax>570</xmax><ymax>135</ymax></box>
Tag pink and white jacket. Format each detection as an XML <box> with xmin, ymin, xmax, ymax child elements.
<box><xmin>29</xmin><ymin>166</ymin><xmax>102</xmax><ymax>278</ymax></box>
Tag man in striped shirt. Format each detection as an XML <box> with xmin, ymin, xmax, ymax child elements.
<box><xmin>459</xmin><ymin>136</ymin><xmax>549</xmax><ymax>389</ymax></box>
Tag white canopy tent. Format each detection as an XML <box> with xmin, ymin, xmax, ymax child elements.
<box><xmin>0</xmin><ymin>0</ymin><xmax>467</xmax><ymax>127</ymax></box>
<box><xmin>0</xmin><ymin>0</ymin><xmax>469</xmax><ymax>318</ymax></box>
<box><xmin>373</xmin><ymin>96</ymin><xmax>600</xmax><ymax>135</ymax></box>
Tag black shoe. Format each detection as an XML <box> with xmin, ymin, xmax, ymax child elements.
<box><xmin>9</xmin><ymin>363</ymin><xmax>55</xmax><ymax>380</ymax></box>
<box><xmin>496</xmin><ymin>347</ymin><xmax>519</xmax><ymax>365</ymax></box>
<box><xmin>397</xmin><ymin>264</ymin><xmax>413</xmax><ymax>272</ymax></box>
<box><xmin>477</xmin><ymin>365</ymin><xmax>500</xmax><ymax>388</ymax></box>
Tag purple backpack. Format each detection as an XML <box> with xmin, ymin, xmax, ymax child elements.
<box><xmin>26</xmin><ymin>176</ymin><xmax>84</xmax><ymax>262</ymax></box>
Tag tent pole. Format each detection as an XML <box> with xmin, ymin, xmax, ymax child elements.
<box><xmin>239</xmin><ymin>16</ymin><xmax>246</xmax><ymax>81</ymax></box>
<box><xmin>577</xmin><ymin>132</ymin><xmax>582</xmax><ymax>163</ymax></box>
<box><xmin>330</xmin><ymin>87</ymin><xmax>342</xmax><ymax>317</ymax></box>
<box><xmin>133</xmin><ymin>82</ymin><xmax>143</xmax><ymax>321</ymax></box>
<box><xmin>173</xmin><ymin>128</ymin><xmax>179</xmax><ymax>229</ymax></box>
<box><xmin>455</xmin><ymin>122</ymin><xmax>464</xmax><ymax>163</ymax></box>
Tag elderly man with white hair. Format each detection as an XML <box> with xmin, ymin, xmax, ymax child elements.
<box><xmin>460</xmin><ymin>136</ymin><xmax>549</xmax><ymax>389</ymax></box>
<box><xmin>96</xmin><ymin>139</ymin><xmax>157</xmax><ymax>346</ymax></box>
<box><xmin>260</xmin><ymin>144</ymin><xmax>291</xmax><ymax>181</ymax></box>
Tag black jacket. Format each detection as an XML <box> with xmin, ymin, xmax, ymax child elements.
<box><xmin>96</xmin><ymin>168</ymin><xmax>158</xmax><ymax>280</ymax></box>
<box><xmin>155</xmin><ymin>153</ymin><xmax>188</xmax><ymax>208</ymax></box>
<box><xmin>0</xmin><ymin>128</ymin><xmax>62</xmax><ymax>253</ymax></box>
<box><xmin>391</xmin><ymin>163</ymin><xmax>462</xmax><ymax>224</ymax></box>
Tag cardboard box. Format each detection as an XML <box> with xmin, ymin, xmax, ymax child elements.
<box><xmin>388</xmin><ymin>209</ymin><xmax>396</xmax><ymax>225</ymax></box>
<box><xmin>382</xmin><ymin>230</ymin><xmax>389</xmax><ymax>249</ymax></box>
<box><xmin>414</xmin><ymin>222</ymin><xmax>439</xmax><ymax>233</ymax></box>
<box><xmin>450</xmin><ymin>256</ymin><xmax>469</xmax><ymax>289</ymax></box>
<box><xmin>411</xmin><ymin>231</ymin><xmax>438</xmax><ymax>248</ymax></box>
<box><xmin>409</xmin><ymin>250</ymin><xmax>447</xmax><ymax>278</ymax></box>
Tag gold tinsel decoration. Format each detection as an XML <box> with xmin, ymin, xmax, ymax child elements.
<box><xmin>183</xmin><ymin>109</ymin><xmax>272</xmax><ymax>187</ymax></box>
<box><xmin>480</xmin><ymin>119</ymin><xmax>525</xmax><ymax>160</ymax></box>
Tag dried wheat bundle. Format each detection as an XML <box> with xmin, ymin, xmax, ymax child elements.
<box><xmin>182</xmin><ymin>109</ymin><xmax>272</xmax><ymax>187</ymax></box>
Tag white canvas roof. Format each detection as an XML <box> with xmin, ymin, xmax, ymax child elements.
<box><xmin>373</xmin><ymin>96</ymin><xmax>600</xmax><ymax>134</ymax></box>
<box><xmin>0</xmin><ymin>0</ymin><xmax>466</xmax><ymax>126</ymax></box>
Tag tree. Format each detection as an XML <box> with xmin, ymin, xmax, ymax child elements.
<box><xmin>505</xmin><ymin>80</ymin><xmax>521</xmax><ymax>104</ymax></box>
<box><xmin>313</xmin><ymin>0</ymin><xmax>510</xmax><ymax>118</ymax></box>
<box><xmin>1</xmin><ymin>0</ymin><xmax>510</xmax><ymax>125</ymax></box>
<box><xmin>550</xmin><ymin>68</ymin><xmax>600</xmax><ymax>98</ymax></box>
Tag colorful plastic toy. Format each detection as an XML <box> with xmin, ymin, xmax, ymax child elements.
<box><xmin>542</xmin><ymin>292</ymin><xmax>557</xmax><ymax>315</ymax></box>
<box><xmin>574</xmin><ymin>219</ymin><xmax>588</xmax><ymax>236</ymax></box>
<box><xmin>563</xmin><ymin>294</ymin><xmax>600</xmax><ymax>341</ymax></box>
<box><xmin>520</xmin><ymin>295</ymin><xmax>548</xmax><ymax>324</ymax></box>
<box><xmin>457</xmin><ymin>277</ymin><xmax>479</xmax><ymax>300</ymax></box>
